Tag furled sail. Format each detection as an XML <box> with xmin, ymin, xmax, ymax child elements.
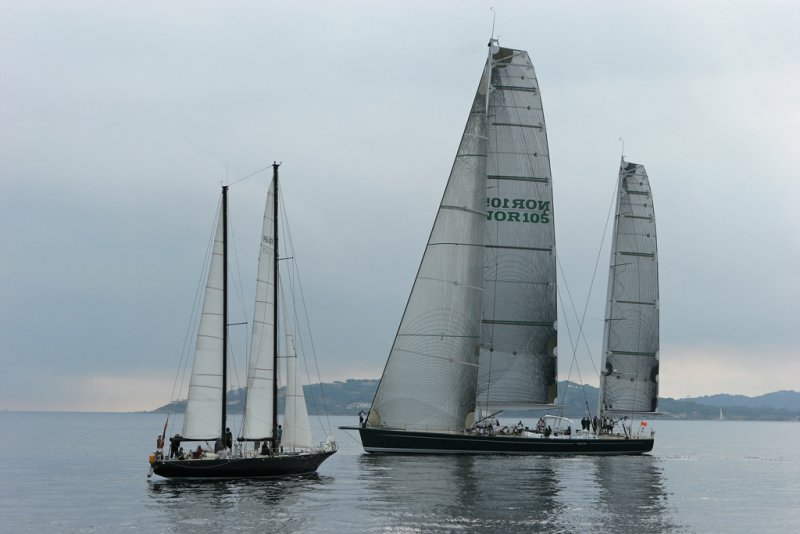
<box><xmin>598</xmin><ymin>161</ymin><xmax>659</xmax><ymax>414</ymax></box>
<box><xmin>476</xmin><ymin>46</ymin><xmax>558</xmax><ymax>411</ymax></box>
<box><xmin>282</xmin><ymin>311</ymin><xmax>313</xmax><ymax>450</ymax></box>
<box><xmin>182</xmin><ymin>202</ymin><xmax>225</xmax><ymax>440</ymax></box>
<box><xmin>241</xmin><ymin>180</ymin><xmax>276</xmax><ymax>440</ymax></box>
<box><xmin>369</xmin><ymin>65</ymin><xmax>490</xmax><ymax>432</ymax></box>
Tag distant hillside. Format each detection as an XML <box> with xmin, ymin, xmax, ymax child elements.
<box><xmin>684</xmin><ymin>390</ymin><xmax>800</xmax><ymax>412</ymax></box>
<box><xmin>152</xmin><ymin>379</ymin><xmax>379</xmax><ymax>416</ymax></box>
<box><xmin>151</xmin><ymin>379</ymin><xmax>800</xmax><ymax>421</ymax></box>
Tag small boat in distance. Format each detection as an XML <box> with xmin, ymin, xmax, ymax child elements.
<box><xmin>149</xmin><ymin>163</ymin><xmax>336</xmax><ymax>479</ymax></box>
<box><xmin>341</xmin><ymin>41</ymin><xmax>659</xmax><ymax>454</ymax></box>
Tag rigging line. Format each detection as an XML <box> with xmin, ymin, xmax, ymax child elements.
<box><xmin>172</xmin><ymin>195</ymin><xmax>221</xmax><ymax>413</ymax></box>
<box><xmin>228</xmin><ymin>165</ymin><xmax>273</xmax><ymax>187</ymax></box>
<box><xmin>226</xmin><ymin>209</ymin><xmax>250</xmax><ymax>336</ymax></box>
<box><xmin>560</xmin><ymin>163</ymin><xmax>620</xmax><ymax>377</ymax></box>
<box><xmin>554</xmin><ymin>284</ymin><xmax>581</xmax><ymax>418</ymax></box>
<box><xmin>556</xmin><ymin>257</ymin><xmax>598</xmax><ymax>377</ymax></box>
<box><xmin>279</xmin><ymin>188</ymin><xmax>334</xmax><ymax>435</ymax></box>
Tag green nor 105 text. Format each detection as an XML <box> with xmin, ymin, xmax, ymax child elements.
<box><xmin>486</xmin><ymin>197</ymin><xmax>551</xmax><ymax>223</ymax></box>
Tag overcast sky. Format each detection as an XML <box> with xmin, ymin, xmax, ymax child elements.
<box><xmin>2</xmin><ymin>1</ymin><xmax>798</xmax><ymax>411</ymax></box>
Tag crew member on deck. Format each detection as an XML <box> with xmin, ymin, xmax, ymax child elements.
<box><xmin>225</xmin><ymin>427</ymin><xmax>233</xmax><ymax>450</ymax></box>
<box><xmin>169</xmin><ymin>434</ymin><xmax>181</xmax><ymax>459</ymax></box>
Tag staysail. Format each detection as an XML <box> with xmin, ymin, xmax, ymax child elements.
<box><xmin>283</xmin><ymin>310</ymin><xmax>313</xmax><ymax>450</ymax></box>
<box><xmin>598</xmin><ymin>161</ymin><xmax>659</xmax><ymax>414</ymax></box>
<box><xmin>368</xmin><ymin>63</ymin><xmax>490</xmax><ymax>432</ymax></box>
<box><xmin>477</xmin><ymin>45</ymin><xmax>558</xmax><ymax>411</ymax></box>
<box><xmin>182</xmin><ymin>201</ymin><xmax>225</xmax><ymax>440</ymax></box>
<box><xmin>241</xmin><ymin>180</ymin><xmax>276</xmax><ymax>440</ymax></box>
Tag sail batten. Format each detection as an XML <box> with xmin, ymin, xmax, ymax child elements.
<box><xmin>598</xmin><ymin>161</ymin><xmax>659</xmax><ymax>415</ymax></box>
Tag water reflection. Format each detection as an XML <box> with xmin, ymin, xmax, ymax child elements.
<box><xmin>354</xmin><ymin>453</ymin><xmax>676</xmax><ymax>533</ymax></box>
<box><xmin>591</xmin><ymin>456</ymin><xmax>678</xmax><ymax>532</ymax></box>
<box><xmin>356</xmin><ymin>454</ymin><xmax>569</xmax><ymax>532</ymax></box>
<box><xmin>146</xmin><ymin>474</ymin><xmax>329</xmax><ymax>533</ymax></box>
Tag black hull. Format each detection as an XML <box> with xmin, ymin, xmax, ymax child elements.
<box><xmin>151</xmin><ymin>450</ymin><xmax>335</xmax><ymax>480</ymax></box>
<box><xmin>341</xmin><ymin>427</ymin><xmax>653</xmax><ymax>455</ymax></box>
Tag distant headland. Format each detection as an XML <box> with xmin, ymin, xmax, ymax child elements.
<box><xmin>150</xmin><ymin>379</ymin><xmax>800</xmax><ymax>421</ymax></box>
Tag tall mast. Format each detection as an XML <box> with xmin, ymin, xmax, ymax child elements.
<box><xmin>221</xmin><ymin>184</ymin><xmax>228</xmax><ymax>440</ymax></box>
<box><xmin>271</xmin><ymin>162</ymin><xmax>280</xmax><ymax>446</ymax></box>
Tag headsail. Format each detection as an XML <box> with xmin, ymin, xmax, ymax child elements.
<box><xmin>182</xmin><ymin>201</ymin><xmax>225</xmax><ymax>440</ymax></box>
<box><xmin>477</xmin><ymin>45</ymin><xmax>558</xmax><ymax>411</ymax></box>
<box><xmin>282</xmin><ymin>309</ymin><xmax>313</xmax><ymax>450</ymax></box>
<box><xmin>241</xmin><ymin>180</ymin><xmax>276</xmax><ymax>440</ymax></box>
<box><xmin>598</xmin><ymin>161</ymin><xmax>659</xmax><ymax>415</ymax></box>
<box><xmin>369</xmin><ymin>63</ymin><xmax>490</xmax><ymax>432</ymax></box>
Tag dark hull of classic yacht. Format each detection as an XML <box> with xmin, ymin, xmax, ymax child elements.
<box><xmin>341</xmin><ymin>426</ymin><xmax>653</xmax><ymax>455</ymax></box>
<box><xmin>151</xmin><ymin>450</ymin><xmax>335</xmax><ymax>479</ymax></box>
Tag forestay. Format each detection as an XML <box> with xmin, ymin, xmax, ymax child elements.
<box><xmin>598</xmin><ymin>161</ymin><xmax>659</xmax><ymax>414</ymax></box>
<box><xmin>477</xmin><ymin>46</ymin><xmax>558</xmax><ymax>411</ymax></box>
<box><xmin>182</xmin><ymin>203</ymin><xmax>225</xmax><ymax>440</ymax></box>
<box><xmin>241</xmin><ymin>180</ymin><xmax>276</xmax><ymax>440</ymax></box>
<box><xmin>369</xmin><ymin>66</ymin><xmax>490</xmax><ymax>432</ymax></box>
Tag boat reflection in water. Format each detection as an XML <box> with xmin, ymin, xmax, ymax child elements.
<box><xmin>354</xmin><ymin>453</ymin><xmax>676</xmax><ymax>532</ymax></box>
<box><xmin>147</xmin><ymin>475</ymin><xmax>330</xmax><ymax>532</ymax></box>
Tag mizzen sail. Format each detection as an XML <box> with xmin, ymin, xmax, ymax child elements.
<box><xmin>598</xmin><ymin>161</ymin><xmax>659</xmax><ymax>414</ymax></box>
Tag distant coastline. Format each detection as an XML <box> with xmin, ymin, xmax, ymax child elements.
<box><xmin>150</xmin><ymin>379</ymin><xmax>800</xmax><ymax>421</ymax></box>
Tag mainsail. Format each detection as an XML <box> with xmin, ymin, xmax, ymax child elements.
<box><xmin>598</xmin><ymin>161</ymin><xmax>659</xmax><ymax>414</ymax></box>
<box><xmin>182</xmin><ymin>203</ymin><xmax>225</xmax><ymax>440</ymax></box>
<box><xmin>368</xmin><ymin>63</ymin><xmax>491</xmax><ymax>432</ymax></box>
<box><xmin>477</xmin><ymin>46</ymin><xmax>558</xmax><ymax>411</ymax></box>
<box><xmin>241</xmin><ymin>180</ymin><xmax>276</xmax><ymax>440</ymax></box>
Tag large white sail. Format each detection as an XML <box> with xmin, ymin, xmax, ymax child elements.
<box><xmin>282</xmin><ymin>312</ymin><xmax>313</xmax><ymax>450</ymax></box>
<box><xmin>182</xmin><ymin>203</ymin><xmax>225</xmax><ymax>440</ymax></box>
<box><xmin>476</xmin><ymin>46</ymin><xmax>558</xmax><ymax>411</ymax></box>
<box><xmin>241</xmin><ymin>180</ymin><xmax>276</xmax><ymax>440</ymax></box>
<box><xmin>369</xmin><ymin>66</ymin><xmax>490</xmax><ymax>432</ymax></box>
<box><xmin>598</xmin><ymin>161</ymin><xmax>659</xmax><ymax>414</ymax></box>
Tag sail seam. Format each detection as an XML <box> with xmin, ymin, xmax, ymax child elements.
<box><xmin>440</xmin><ymin>204</ymin><xmax>487</xmax><ymax>217</ymax></box>
<box><xmin>394</xmin><ymin>349</ymin><xmax>480</xmax><ymax>367</ymax></box>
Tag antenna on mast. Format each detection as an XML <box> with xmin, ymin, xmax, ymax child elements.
<box><xmin>619</xmin><ymin>137</ymin><xmax>625</xmax><ymax>162</ymax></box>
<box><xmin>489</xmin><ymin>7</ymin><xmax>498</xmax><ymax>46</ymax></box>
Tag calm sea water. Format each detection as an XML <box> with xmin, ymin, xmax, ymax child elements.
<box><xmin>1</xmin><ymin>412</ymin><xmax>798</xmax><ymax>533</ymax></box>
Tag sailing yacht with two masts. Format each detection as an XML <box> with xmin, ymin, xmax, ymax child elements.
<box><xmin>342</xmin><ymin>41</ymin><xmax>659</xmax><ymax>454</ymax></box>
<box><xmin>149</xmin><ymin>164</ymin><xmax>336</xmax><ymax>478</ymax></box>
